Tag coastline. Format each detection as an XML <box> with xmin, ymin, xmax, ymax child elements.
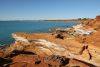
<box><xmin>0</xmin><ymin>19</ymin><xmax>85</xmax><ymax>23</ymax></box>
<box><xmin>0</xmin><ymin>16</ymin><xmax>100</xmax><ymax>66</ymax></box>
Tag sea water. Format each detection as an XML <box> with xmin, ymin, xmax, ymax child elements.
<box><xmin>0</xmin><ymin>21</ymin><xmax>79</xmax><ymax>45</ymax></box>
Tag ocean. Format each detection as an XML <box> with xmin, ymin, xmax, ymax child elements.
<box><xmin>0</xmin><ymin>21</ymin><xmax>78</xmax><ymax>45</ymax></box>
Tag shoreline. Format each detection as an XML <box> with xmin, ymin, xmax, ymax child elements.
<box><xmin>0</xmin><ymin>16</ymin><xmax>100</xmax><ymax>66</ymax></box>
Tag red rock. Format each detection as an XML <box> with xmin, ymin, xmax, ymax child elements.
<box><xmin>10</xmin><ymin>54</ymin><xmax>61</xmax><ymax>67</ymax></box>
<box><xmin>0</xmin><ymin>50</ymin><xmax>4</xmax><ymax>57</ymax></box>
<box><xmin>96</xmin><ymin>15</ymin><xmax>100</xmax><ymax>20</ymax></box>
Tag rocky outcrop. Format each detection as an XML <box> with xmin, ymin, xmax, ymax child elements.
<box><xmin>0</xmin><ymin>51</ymin><xmax>91</xmax><ymax>67</ymax></box>
<box><xmin>96</xmin><ymin>15</ymin><xmax>100</xmax><ymax>20</ymax></box>
<box><xmin>50</xmin><ymin>24</ymin><xmax>96</xmax><ymax>38</ymax></box>
<box><xmin>1</xmin><ymin>16</ymin><xmax>100</xmax><ymax>67</ymax></box>
<box><xmin>4</xmin><ymin>32</ymin><xmax>98</xmax><ymax>66</ymax></box>
<box><xmin>0</xmin><ymin>32</ymin><xmax>96</xmax><ymax>67</ymax></box>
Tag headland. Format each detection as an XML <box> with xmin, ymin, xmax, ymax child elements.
<box><xmin>0</xmin><ymin>16</ymin><xmax>100</xmax><ymax>67</ymax></box>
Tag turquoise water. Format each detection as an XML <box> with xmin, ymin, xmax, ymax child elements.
<box><xmin>0</xmin><ymin>21</ymin><xmax>78</xmax><ymax>45</ymax></box>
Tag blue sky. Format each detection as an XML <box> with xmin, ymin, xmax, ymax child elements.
<box><xmin>0</xmin><ymin>0</ymin><xmax>100</xmax><ymax>20</ymax></box>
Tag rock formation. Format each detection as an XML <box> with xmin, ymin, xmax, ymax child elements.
<box><xmin>0</xmin><ymin>32</ymin><xmax>96</xmax><ymax>67</ymax></box>
<box><xmin>0</xmin><ymin>16</ymin><xmax>100</xmax><ymax>67</ymax></box>
<box><xmin>8</xmin><ymin>32</ymin><xmax>99</xmax><ymax>66</ymax></box>
<box><xmin>96</xmin><ymin>15</ymin><xmax>100</xmax><ymax>20</ymax></box>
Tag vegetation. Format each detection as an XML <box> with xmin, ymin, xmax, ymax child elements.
<box><xmin>78</xmin><ymin>18</ymin><xmax>90</xmax><ymax>20</ymax></box>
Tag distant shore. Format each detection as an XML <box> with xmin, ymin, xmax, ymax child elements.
<box><xmin>0</xmin><ymin>19</ymin><xmax>88</xmax><ymax>23</ymax></box>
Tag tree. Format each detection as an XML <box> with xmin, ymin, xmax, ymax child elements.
<box><xmin>78</xmin><ymin>18</ymin><xmax>81</xmax><ymax>20</ymax></box>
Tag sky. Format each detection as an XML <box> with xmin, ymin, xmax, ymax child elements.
<box><xmin>0</xmin><ymin>0</ymin><xmax>100</xmax><ymax>20</ymax></box>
